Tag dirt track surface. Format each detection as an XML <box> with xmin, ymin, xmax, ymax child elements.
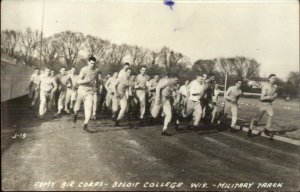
<box><xmin>1</xmin><ymin>97</ymin><xmax>300</xmax><ymax>191</ymax></box>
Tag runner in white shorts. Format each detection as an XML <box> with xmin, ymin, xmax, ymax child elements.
<box><xmin>248</xmin><ymin>74</ymin><xmax>278</xmax><ymax>137</ymax></box>
<box><xmin>112</xmin><ymin>68</ymin><xmax>132</xmax><ymax>126</ymax></box>
<box><xmin>151</xmin><ymin>73</ymin><xmax>178</xmax><ymax>136</ymax></box>
<box><xmin>223</xmin><ymin>80</ymin><xmax>243</xmax><ymax>132</ymax></box>
<box><xmin>37</xmin><ymin>67</ymin><xmax>57</xmax><ymax>118</ymax></box>
<box><xmin>29</xmin><ymin>68</ymin><xmax>40</xmax><ymax>107</ymax></box>
<box><xmin>73</xmin><ymin>56</ymin><xmax>101</xmax><ymax>133</ymax></box>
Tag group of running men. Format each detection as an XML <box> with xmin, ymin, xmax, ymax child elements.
<box><xmin>28</xmin><ymin>56</ymin><xmax>278</xmax><ymax>137</ymax></box>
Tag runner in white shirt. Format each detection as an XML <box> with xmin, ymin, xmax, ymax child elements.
<box><xmin>37</xmin><ymin>67</ymin><xmax>57</xmax><ymax>118</ymax></box>
<box><xmin>55</xmin><ymin>66</ymin><xmax>72</xmax><ymax>117</ymax></box>
<box><xmin>222</xmin><ymin>80</ymin><xmax>243</xmax><ymax>131</ymax></box>
<box><xmin>118</xmin><ymin>62</ymin><xmax>130</xmax><ymax>80</ymax></box>
<box><xmin>104</xmin><ymin>72</ymin><xmax>118</xmax><ymax>111</ymax></box>
<box><xmin>127</xmin><ymin>75</ymin><xmax>139</xmax><ymax>120</ymax></box>
<box><xmin>147</xmin><ymin>75</ymin><xmax>160</xmax><ymax>110</ymax></box>
<box><xmin>112</xmin><ymin>68</ymin><xmax>132</xmax><ymax>126</ymax></box>
<box><xmin>135</xmin><ymin>66</ymin><xmax>149</xmax><ymax>120</ymax></box>
<box><xmin>65</xmin><ymin>67</ymin><xmax>78</xmax><ymax>112</ymax></box>
<box><xmin>49</xmin><ymin>70</ymin><xmax>57</xmax><ymax>109</ymax></box>
<box><xmin>29</xmin><ymin>68</ymin><xmax>40</xmax><ymax>107</ymax></box>
<box><xmin>183</xmin><ymin>75</ymin><xmax>208</xmax><ymax>129</ymax></box>
<box><xmin>248</xmin><ymin>74</ymin><xmax>278</xmax><ymax>137</ymax></box>
<box><xmin>211</xmin><ymin>83</ymin><xmax>220</xmax><ymax>124</ymax></box>
<box><xmin>73</xmin><ymin>56</ymin><xmax>101</xmax><ymax>132</ymax></box>
<box><xmin>91</xmin><ymin>71</ymin><xmax>103</xmax><ymax>120</ymax></box>
<box><xmin>178</xmin><ymin>80</ymin><xmax>189</xmax><ymax>115</ymax></box>
<box><xmin>151</xmin><ymin>73</ymin><xmax>178</xmax><ymax>136</ymax></box>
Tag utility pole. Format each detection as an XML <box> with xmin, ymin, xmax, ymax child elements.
<box><xmin>39</xmin><ymin>0</ymin><xmax>45</xmax><ymax>69</ymax></box>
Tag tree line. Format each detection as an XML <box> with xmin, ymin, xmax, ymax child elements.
<box><xmin>1</xmin><ymin>28</ymin><xmax>260</xmax><ymax>78</ymax></box>
<box><xmin>1</xmin><ymin>28</ymin><xmax>191</xmax><ymax>76</ymax></box>
<box><xmin>1</xmin><ymin>28</ymin><xmax>299</xmax><ymax>98</ymax></box>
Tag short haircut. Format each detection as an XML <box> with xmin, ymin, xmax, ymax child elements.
<box><xmin>124</xmin><ymin>62</ymin><xmax>130</xmax><ymax>66</ymax></box>
<box><xmin>268</xmin><ymin>74</ymin><xmax>276</xmax><ymax>78</ymax></box>
<box><xmin>236</xmin><ymin>80</ymin><xmax>243</xmax><ymax>84</ymax></box>
<box><xmin>34</xmin><ymin>67</ymin><xmax>40</xmax><ymax>70</ymax></box>
<box><xmin>88</xmin><ymin>56</ymin><xmax>96</xmax><ymax>62</ymax></box>
<box><xmin>125</xmin><ymin>68</ymin><xmax>131</xmax><ymax>72</ymax></box>
<box><xmin>140</xmin><ymin>65</ymin><xmax>146</xmax><ymax>69</ymax></box>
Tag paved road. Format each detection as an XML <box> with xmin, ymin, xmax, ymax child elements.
<box><xmin>1</xmin><ymin>97</ymin><xmax>300</xmax><ymax>191</ymax></box>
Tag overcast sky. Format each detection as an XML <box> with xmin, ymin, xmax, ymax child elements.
<box><xmin>2</xmin><ymin>0</ymin><xmax>299</xmax><ymax>79</ymax></box>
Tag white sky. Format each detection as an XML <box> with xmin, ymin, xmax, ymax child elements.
<box><xmin>1</xmin><ymin>0</ymin><xmax>299</xmax><ymax>79</ymax></box>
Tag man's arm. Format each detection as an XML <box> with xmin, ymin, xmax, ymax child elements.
<box><xmin>105</xmin><ymin>78</ymin><xmax>111</xmax><ymax>92</ymax></box>
<box><xmin>76</xmin><ymin>68</ymin><xmax>91</xmax><ymax>85</ymax></box>
<box><xmin>29</xmin><ymin>75</ymin><xmax>34</xmax><ymax>89</ymax></box>
<box><xmin>134</xmin><ymin>76</ymin><xmax>140</xmax><ymax>89</ymax></box>
<box><xmin>148</xmin><ymin>81</ymin><xmax>156</xmax><ymax>91</ymax></box>
<box><xmin>155</xmin><ymin>80</ymin><xmax>167</xmax><ymax>96</ymax></box>
<box><xmin>236</xmin><ymin>91</ymin><xmax>243</xmax><ymax>102</ymax></box>
<box><xmin>260</xmin><ymin>86</ymin><xmax>272</xmax><ymax>101</ymax></box>
<box><xmin>224</xmin><ymin>87</ymin><xmax>232</xmax><ymax>101</ymax></box>
<box><xmin>272</xmin><ymin>85</ymin><xmax>278</xmax><ymax>100</ymax></box>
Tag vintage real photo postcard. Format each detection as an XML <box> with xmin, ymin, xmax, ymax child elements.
<box><xmin>1</xmin><ymin>0</ymin><xmax>299</xmax><ymax>191</ymax></box>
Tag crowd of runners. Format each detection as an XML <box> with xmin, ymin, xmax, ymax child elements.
<box><xmin>28</xmin><ymin>56</ymin><xmax>278</xmax><ymax>137</ymax></box>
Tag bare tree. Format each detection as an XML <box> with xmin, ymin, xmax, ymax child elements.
<box><xmin>105</xmin><ymin>43</ymin><xmax>129</xmax><ymax>66</ymax></box>
<box><xmin>54</xmin><ymin>31</ymin><xmax>84</xmax><ymax>68</ymax></box>
<box><xmin>41</xmin><ymin>36</ymin><xmax>61</xmax><ymax>67</ymax></box>
<box><xmin>192</xmin><ymin>59</ymin><xmax>217</xmax><ymax>74</ymax></box>
<box><xmin>233</xmin><ymin>56</ymin><xmax>260</xmax><ymax>80</ymax></box>
<box><xmin>159</xmin><ymin>47</ymin><xmax>190</xmax><ymax>74</ymax></box>
<box><xmin>217</xmin><ymin>57</ymin><xmax>236</xmax><ymax>77</ymax></box>
<box><xmin>128</xmin><ymin>45</ymin><xmax>148</xmax><ymax>66</ymax></box>
<box><xmin>159</xmin><ymin>46</ymin><xmax>170</xmax><ymax>67</ymax></box>
<box><xmin>19</xmin><ymin>28</ymin><xmax>40</xmax><ymax>66</ymax></box>
<box><xmin>148</xmin><ymin>51</ymin><xmax>160</xmax><ymax>67</ymax></box>
<box><xmin>85</xmin><ymin>35</ymin><xmax>110</xmax><ymax>65</ymax></box>
<box><xmin>1</xmin><ymin>30</ymin><xmax>21</xmax><ymax>57</ymax></box>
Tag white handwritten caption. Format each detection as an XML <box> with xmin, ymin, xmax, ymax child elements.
<box><xmin>33</xmin><ymin>181</ymin><xmax>283</xmax><ymax>190</ymax></box>
<box><xmin>12</xmin><ymin>132</ymin><xmax>26</xmax><ymax>139</ymax></box>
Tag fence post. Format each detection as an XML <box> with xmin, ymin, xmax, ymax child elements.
<box><xmin>224</xmin><ymin>73</ymin><xmax>228</xmax><ymax>92</ymax></box>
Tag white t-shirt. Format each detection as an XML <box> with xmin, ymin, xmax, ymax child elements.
<box><xmin>188</xmin><ymin>80</ymin><xmax>206</xmax><ymax>102</ymax></box>
<box><xmin>212</xmin><ymin>88</ymin><xmax>220</xmax><ymax>102</ymax></box>
<box><xmin>179</xmin><ymin>85</ymin><xmax>188</xmax><ymax>97</ymax></box>
<box><xmin>30</xmin><ymin>73</ymin><xmax>40</xmax><ymax>85</ymax></box>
